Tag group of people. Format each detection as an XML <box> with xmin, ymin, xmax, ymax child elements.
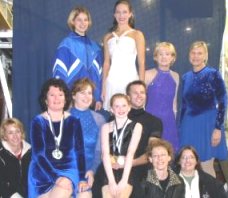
<box><xmin>0</xmin><ymin>0</ymin><xmax>227</xmax><ymax>197</ymax></box>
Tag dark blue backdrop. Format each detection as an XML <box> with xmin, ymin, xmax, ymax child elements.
<box><xmin>13</xmin><ymin>0</ymin><xmax>226</xmax><ymax>137</ymax></box>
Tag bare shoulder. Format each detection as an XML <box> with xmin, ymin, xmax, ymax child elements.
<box><xmin>101</xmin><ymin>121</ymin><xmax>113</xmax><ymax>133</ymax></box>
<box><xmin>170</xmin><ymin>70</ymin><xmax>180</xmax><ymax>84</ymax></box>
<box><xmin>134</xmin><ymin>122</ymin><xmax>142</xmax><ymax>131</ymax></box>
<box><xmin>132</xmin><ymin>29</ymin><xmax>145</xmax><ymax>40</ymax></box>
<box><xmin>146</xmin><ymin>68</ymin><xmax>157</xmax><ymax>76</ymax></box>
<box><xmin>103</xmin><ymin>32</ymin><xmax>113</xmax><ymax>43</ymax></box>
<box><xmin>133</xmin><ymin>29</ymin><xmax>144</xmax><ymax>37</ymax></box>
<box><xmin>145</xmin><ymin>68</ymin><xmax>157</xmax><ymax>85</ymax></box>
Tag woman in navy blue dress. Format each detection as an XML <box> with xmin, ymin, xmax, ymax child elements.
<box><xmin>28</xmin><ymin>79</ymin><xmax>86</xmax><ymax>198</ymax></box>
<box><xmin>179</xmin><ymin>41</ymin><xmax>227</xmax><ymax>177</ymax></box>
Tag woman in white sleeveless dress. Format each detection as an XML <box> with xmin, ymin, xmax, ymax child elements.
<box><xmin>102</xmin><ymin>0</ymin><xmax>145</xmax><ymax>110</ymax></box>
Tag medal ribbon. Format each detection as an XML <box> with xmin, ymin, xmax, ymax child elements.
<box><xmin>113</xmin><ymin>119</ymin><xmax>129</xmax><ymax>154</ymax></box>
<box><xmin>47</xmin><ymin>112</ymin><xmax>64</xmax><ymax>150</ymax></box>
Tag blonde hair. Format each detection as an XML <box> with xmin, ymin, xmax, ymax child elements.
<box><xmin>67</xmin><ymin>6</ymin><xmax>92</xmax><ymax>31</ymax></box>
<box><xmin>0</xmin><ymin>118</ymin><xmax>26</xmax><ymax>140</ymax></box>
<box><xmin>153</xmin><ymin>42</ymin><xmax>177</xmax><ymax>66</ymax></box>
<box><xmin>189</xmin><ymin>41</ymin><xmax>208</xmax><ymax>64</ymax></box>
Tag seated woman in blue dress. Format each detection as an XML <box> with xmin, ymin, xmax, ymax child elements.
<box><xmin>28</xmin><ymin>78</ymin><xmax>86</xmax><ymax>198</ymax></box>
<box><xmin>70</xmin><ymin>78</ymin><xmax>105</xmax><ymax>197</ymax></box>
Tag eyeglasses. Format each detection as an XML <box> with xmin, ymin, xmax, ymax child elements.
<box><xmin>181</xmin><ymin>155</ymin><xmax>195</xmax><ymax>161</ymax></box>
<box><xmin>151</xmin><ymin>153</ymin><xmax>168</xmax><ymax>159</ymax></box>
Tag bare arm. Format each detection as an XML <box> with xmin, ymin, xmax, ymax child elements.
<box><xmin>101</xmin><ymin>123</ymin><xmax>116</xmax><ymax>185</ymax></box>
<box><xmin>132</xmin><ymin>154</ymin><xmax>148</xmax><ymax>166</ymax></box>
<box><xmin>145</xmin><ymin>69</ymin><xmax>157</xmax><ymax>86</ymax></box>
<box><xmin>171</xmin><ymin>71</ymin><xmax>179</xmax><ymax>118</ymax></box>
<box><xmin>132</xmin><ymin>137</ymin><xmax>159</xmax><ymax>167</ymax></box>
<box><xmin>135</xmin><ymin>30</ymin><xmax>145</xmax><ymax>81</ymax></box>
<box><xmin>120</xmin><ymin>123</ymin><xmax>142</xmax><ymax>183</ymax></box>
<box><xmin>102</xmin><ymin>33</ymin><xmax>112</xmax><ymax>100</ymax></box>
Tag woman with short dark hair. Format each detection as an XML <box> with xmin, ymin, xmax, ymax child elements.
<box><xmin>28</xmin><ymin>78</ymin><xmax>86</xmax><ymax>198</ymax></box>
<box><xmin>176</xmin><ymin>145</ymin><xmax>227</xmax><ymax>198</ymax></box>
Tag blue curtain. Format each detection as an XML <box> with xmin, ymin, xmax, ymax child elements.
<box><xmin>13</xmin><ymin>0</ymin><xmax>226</xmax><ymax>137</ymax></box>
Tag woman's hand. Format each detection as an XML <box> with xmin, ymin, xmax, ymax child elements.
<box><xmin>85</xmin><ymin>170</ymin><xmax>94</xmax><ymax>188</ymax></box>
<box><xmin>108</xmin><ymin>181</ymin><xmax>118</xmax><ymax>197</ymax></box>
<box><xmin>95</xmin><ymin>101</ymin><xmax>102</xmax><ymax>111</ymax></box>
<box><xmin>116</xmin><ymin>179</ymin><xmax>128</xmax><ymax>196</ymax></box>
<box><xmin>211</xmin><ymin>129</ymin><xmax>221</xmax><ymax>147</ymax></box>
<box><xmin>78</xmin><ymin>181</ymin><xmax>90</xmax><ymax>193</ymax></box>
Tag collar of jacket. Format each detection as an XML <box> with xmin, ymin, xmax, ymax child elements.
<box><xmin>146</xmin><ymin>166</ymin><xmax>182</xmax><ymax>190</ymax></box>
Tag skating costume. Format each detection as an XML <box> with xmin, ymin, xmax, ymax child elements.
<box><xmin>70</xmin><ymin>108</ymin><xmax>105</xmax><ymax>172</ymax></box>
<box><xmin>180</xmin><ymin>66</ymin><xmax>227</xmax><ymax>161</ymax></box>
<box><xmin>146</xmin><ymin>69</ymin><xmax>179</xmax><ymax>152</ymax></box>
<box><xmin>28</xmin><ymin>115</ymin><xmax>86</xmax><ymax>197</ymax></box>
<box><xmin>103</xmin><ymin>29</ymin><xmax>139</xmax><ymax>110</ymax></box>
<box><xmin>102</xmin><ymin>121</ymin><xmax>136</xmax><ymax>185</ymax></box>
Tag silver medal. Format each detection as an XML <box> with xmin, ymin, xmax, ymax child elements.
<box><xmin>52</xmin><ymin>149</ymin><xmax>63</xmax><ymax>160</ymax></box>
<box><xmin>117</xmin><ymin>156</ymin><xmax>125</xmax><ymax>166</ymax></box>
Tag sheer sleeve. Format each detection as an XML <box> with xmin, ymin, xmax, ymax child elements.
<box><xmin>211</xmin><ymin>70</ymin><xmax>227</xmax><ymax>129</ymax></box>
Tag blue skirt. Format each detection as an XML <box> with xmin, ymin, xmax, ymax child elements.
<box><xmin>179</xmin><ymin>109</ymin><xmax>228</xmax><ymax>161</ymax></box>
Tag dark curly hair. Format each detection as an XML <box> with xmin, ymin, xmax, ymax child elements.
<box><xmin>39</xmin><ymin>78</ymin><xmax>71</xmax><ymax>111</ymax></box>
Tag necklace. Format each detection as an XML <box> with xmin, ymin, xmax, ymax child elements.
<box><xmin>46</xmin><ymin>112</ymin><xmax>64</xmax><ymax>160</ymax></box>
<box><xmin>113</xmin><ymin>118</ymin><xmax>129</xmax><ymax>154</ymax></box>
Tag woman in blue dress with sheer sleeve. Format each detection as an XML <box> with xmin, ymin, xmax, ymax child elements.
<box><xmin>179</xmin><ymin>41</ymin><xmax>227</xmax><ymax>177</ymax></box>
<box><xmin>28</xmin><ymin>79</ymin><xmax>86</xmax><ymax>198</ymax></box>
<box><xmin>70</xmin><ymin>78</ymin><xmax>105</xmax><ymax>197</ymax></box>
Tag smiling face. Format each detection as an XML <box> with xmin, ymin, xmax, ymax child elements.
<box><xmin>154</xmin><ymin>46</ymin><xmax>175</xmax><ymax>69</ymax></box>
<box><xmin>149</xmin><ymin>146</ymin><xmax>171</xmax><ymax>172</ymax></box>
<box><xmin>111</xmin><ymin>96</ymin><xmax>131</xmax><ymax>119</ymax></box>
<box><xmin>73</xmin><ymin>85</ymin><xmax>93</xmax><ymax>110</ymax></box>
<box><xmin>179</xmin><ymin>149</ymin><xmax>197</xmax><ymax>174</ymax></box>
<box><xmin>128</xmin><ymin>84</ymin><xmax>146</xmax><ymax>109</ymax></box>
<box><xmin>46</xmin><ymin>86</ymin><xmax>65</xmax><ymax>112</ymax></box>
<box><xmin>73</xmin><ymin>12</ymin><xmax>90</xmax><ymax>35</ymax></box>
<box><xmin>3</xmin><ymin>124</ymin><xmax>22</xmax><ymax>149</ymax></box>
<box><xmin>189</xmin><ymin>46</ymin><xmax>207</xmax><ymax>71</ymax></box>
<box><xmin>114</xmin><ymin>3</ymin><xmax>132</xmax><ymax>26</ymax></box>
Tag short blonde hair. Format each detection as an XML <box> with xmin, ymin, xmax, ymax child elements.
<box><xmin>153</xmin><ymin>42</ymin><xmax>177</xmax><ymax>66</ymax></box>
<box><xmin>146</xmin><ymin>138</ymin><xmax>174</xmax><ymax>161</ymax></box>
<box><xmin>0</xmin><ymin>118</ymin><xmax>26</xmax><ymax>140</ymax></box>
<box><xmin>67</xmin><ymin>6</ymin><xmax>92</xmax><ymax>31</ymax></box>
<box><xmin>189</xmin><ymin>41</ymin><xmax>208</xmax><ymax>64</ymax></box>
